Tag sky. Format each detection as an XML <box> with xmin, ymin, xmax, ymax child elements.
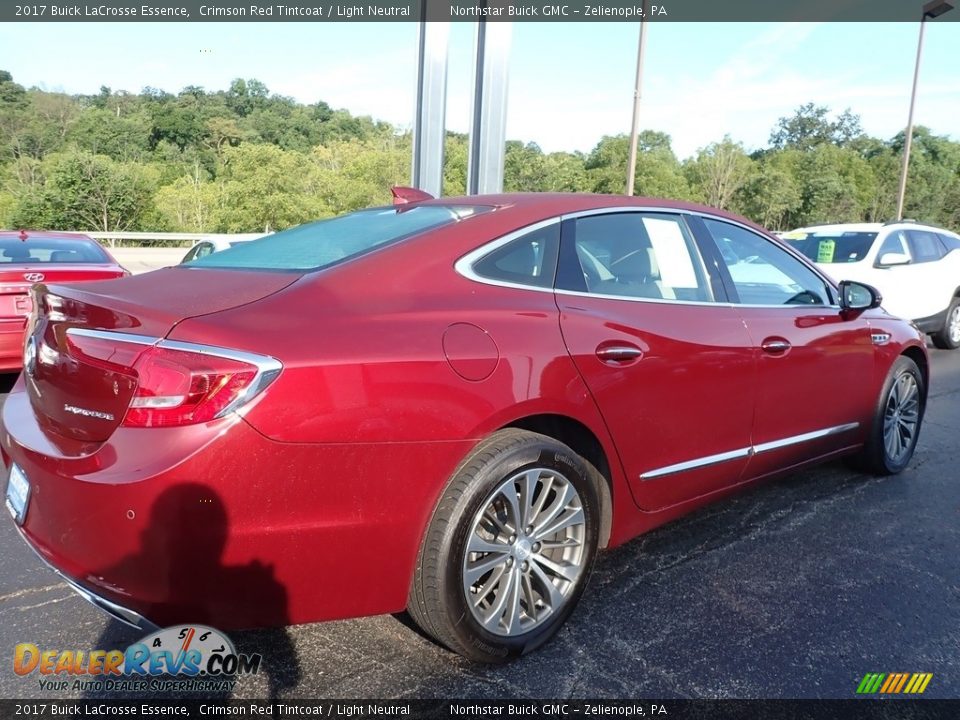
<box><xmin>1</xmin><ymin>20</ymin><xmax>958</xmax><ymax>159</ymax></box>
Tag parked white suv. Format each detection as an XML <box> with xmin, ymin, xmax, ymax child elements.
<box><xmin>783</xmin><ymin>221</ymin><xmax>960</xmax><ymax>349</ymax></box>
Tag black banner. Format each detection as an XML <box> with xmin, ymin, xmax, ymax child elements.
<box><xmin>4</xmin><ymin>0</ymin><xmax>960</xmax><ymax>23</ymax></box>
<box><xmin>1</xmin><ymin>700</ymin><xmax>960</xmax><ymax>720</ymax></box>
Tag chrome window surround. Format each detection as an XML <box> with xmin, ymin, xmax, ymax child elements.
<box><xmin>64</xmin><ymin>328</ymin><xmax>282</xmax><ymax>419</ymax></box>
<box><xmin>454</xmin><ymin>217</ymin><xmax>561</xmax><ymax>295</ymax></box>
<box><xmin>639</xmin><ymin>422</ymin><xmax>860</xmax><ymax>480</ymax></box>
<box><xmin>454</xmin><ymin>206</ymin><xmax>842</xmax><ymax>310</ymax></box>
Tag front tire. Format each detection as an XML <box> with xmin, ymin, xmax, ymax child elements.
<box><xmin>408</xmin><ymin>429</ymin><xmax>600</xmax><ymax>663</ymax></box>
<box><xmin>931</xmin><ymin>297</ymin><xmax>960</xmax><ymax>350</ymax></box>
<box><xmin>851</xmin><ymin>356</ymin><xmax>925</xmax><ymax>475</ymax></box>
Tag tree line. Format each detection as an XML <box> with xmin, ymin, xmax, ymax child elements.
<box><xmin>1</xmin><ymin>71</ymin><xmax>957</xmax><ymax>235</ymax></box>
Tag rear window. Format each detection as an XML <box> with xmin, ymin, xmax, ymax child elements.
<box><xmin>785</xmin><ymin>231</ymin><xmax>878</xmax><ymax>264</ymax></box>
<box><xmin>0</xmin><ymin>237</ymin><xmax>110</xmax><ymax>264</ymax></box>
<box><xmin>187</xmin><ymin>205</ymin><xmax>488</xmax><ymax>271</ymax></box>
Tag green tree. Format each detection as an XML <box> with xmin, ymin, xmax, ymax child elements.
<box><xmin>684</xmin><ymin>137</ymin><xmax>754</xmax><ymax>211</ymax></box>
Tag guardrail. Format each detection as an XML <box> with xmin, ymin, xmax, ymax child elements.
<box><xmin>86</xmin><ymin>232</ymin><xmax>270</xmax><ymax>248</ymax></box>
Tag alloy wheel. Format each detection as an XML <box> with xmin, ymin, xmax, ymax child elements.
<box><xmin>949</xmin><ymin>305</ymin><xmax>960</xmax><ymax>345</ymax></box>
<box><xmin>882</xmin><ymin>371</ymin><xmax>920</xmax><ymax>465</ymax></box>
<box><xmin>462</xmin><ymin>467</ymin><xmax>587</xmax><ymax>637</ymax></box>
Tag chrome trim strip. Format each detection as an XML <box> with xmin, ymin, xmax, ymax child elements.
<box><xmin>753</xmin><ymin>422</ymin><xmax>860</xmax><ymax>454</ymax></box>
<box><xmin>640</xmin><ymin>422</ymin><xmax>860</xmax><ymax>481</ymax></box>
<box><xmin>556</xmin><ymin>288</ymin><xmax>733</xmax><ymax>308</ymax></box>
<box><xmin>65</xmin><ymin>327</ymin><xmax>159</xmax><ymax>346</ymax></box>
<box><xmin>157</xmin><ymin>339</ymin><xmax>283</xmax><ymax>419</ymax></box>
<box><xmin>13</xmin><ymin>524</ymin><xmax>159</xmax><ymax>632</ymax></box>
<box><xmin>64</xmin><ymin>329</ymin><xmax>283</xmax><ymax>420</ymax></box>
<box><xmin>640</xmin><ymin>447</ymin><xmax>753</xmax><ymax>480</ymax></box>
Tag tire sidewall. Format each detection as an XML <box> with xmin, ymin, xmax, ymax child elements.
<box><xmin>440</xmin><ymin>437</ymin><xmax>600</xmax><ymax>663</ymax></box>
<box><xmin>874</xmin><ymin>357</ymin><xmax>925</xmax><ymax>474</ymax></box>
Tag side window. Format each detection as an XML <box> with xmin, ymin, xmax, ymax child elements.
<box><xmin>196</xmin><ymin>242</ymin><xmax>214</xmax><ymax>259</ymax></box>
<box><xmin>702</xmin><ymin>219</ymin><xmax>832</xmax><ymax>307</ymax></box>
<box><xmin>877</xmin><ymin>230</ymin><xmax>910</xmax><ymax>260</ymax></box>
<box><xmin>182</xmin><ymin>245</ymin><xmax>201</xmax><ymax>262</ymax></box>
<box><xmin>938</xmin><ymin>233</ymin><xmax>960</xmax><ymax>253</ymax></box>
<box><xmin>472</xmin><ymin>223</ymin><xmax>560</xmax><ymax>289</ymax></box>
<box><xmin>906</xmin><ymin>230</ymin><xmax>945</xmax><ymax>263</ymax></box>
<box><xmin>559</xmin><ymin>212</ymin><xmax>712</xmax><ymax>302</ymax></box>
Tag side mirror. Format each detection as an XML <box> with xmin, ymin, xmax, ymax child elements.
<box><xmin>838</xmin><ymin>280</ymin><xmax>882</xmax><ymax>311</ymax></box>
<box><xmin>876</xmin><ymin>251</ymin><xmax>910</xmax><ymax>267</ymax></box>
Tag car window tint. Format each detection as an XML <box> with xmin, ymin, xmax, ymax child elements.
<box><xmin>785</xmin><ymin>231</ymin><xmax>877</xmax><ymax>263</ymax></box>
<box><xmin>472</xmin><ymin>223</ymin><xmax>560</xmax><ymax>289</ymax></box>
<box><xmin>703</xmin><ymin>219</ymin><xmax>832</xmax><ymax>306</ymax></box>
<box><xmin>0</xmin><ymin>238</ymin><xmax>110</xmax><ymax>264</ymax></box>
<box><xmin>906</xmin><ymin>230</ymin><xmax>945</xmax><ymax>263</ymax></box>
<box><xmin>877</xmin><ymin>230</ymin><xmax>910</xmax><ymax>260</ymax></box>
<box><xmin>188</xmin><ymin>205</ymin><xmax>489</xmax><ymax>271</ymax></box>
<box><xmin>561</xmin><ymin>213</ymin><xmax>712</xmax><ymax>302</ymax></box>
<box><xmin>939</xmin><ymin>233</ymin><xmax>960</xmax><ymax>252</ymax></box>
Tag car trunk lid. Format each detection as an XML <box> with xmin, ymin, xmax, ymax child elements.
<box><xmin>25</xmin><ymin>267</ymin><xmax>298</xmax><ymax>443</ymax></box>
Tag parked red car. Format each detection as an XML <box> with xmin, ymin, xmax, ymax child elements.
<box><xmin>2</xmin><ymin>194</ymin><xmax>927</xmax><ymax>662</ymax></box>
<box><xmin>0</xmin><ymin>231</ymin><xmax>127</xmax><ymax>372</ymax></box>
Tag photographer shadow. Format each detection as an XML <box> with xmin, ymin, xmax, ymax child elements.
<box><xmin>81</xmin><ymin>483</ymin><xmax>301</xmax><ymax>701</ymax></box>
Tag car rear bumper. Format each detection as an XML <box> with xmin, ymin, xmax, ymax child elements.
<box><xmin>0</xmin><ymin>318</ymin><xmax>26</xmax><ymax>370</ymax></box>
<box><xmin>12</xmin><ymin>522</ymin><xmax>159</xmax><ymax>632</ymax></box>
<box><xmin>2</xmin><ymin>387</ymin><xmax>476</xmax><ymax>630</ymax></box>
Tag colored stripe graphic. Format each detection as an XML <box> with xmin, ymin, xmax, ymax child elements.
<box><xmin>857</xmin><ymin>672</ymin><xmax>932</xmax><ymax>694</ymax></box>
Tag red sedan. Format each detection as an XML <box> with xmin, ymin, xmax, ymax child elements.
<box><xmin>0</xmin><ymin>231</ymin><xmax>127</xmax><ymax>372</ymax></box>
<box><xmin>2</xmin><ymin>194</ymin><xmax>927</xmax><ymax>663</ymax></box>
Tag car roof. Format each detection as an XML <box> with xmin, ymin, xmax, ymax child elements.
<box><xmin>416</xmin><ymin>193</ymin><xmax>775</xmax><ymax>235</ymax></box>
<box><xmin>792</xmin><ymin>223</ymin><xmax>883</xmax><ymax>234</ymax></box>
<box><xmin>0</xmin><ymin>230</ymin><xmax>97</xmax><ymax>242</ymax></box>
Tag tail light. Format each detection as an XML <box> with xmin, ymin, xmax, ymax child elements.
<box><xmin>66</xmin><ymin>330</ymin><xmax>281</xmax><ymax>427</ymax></box>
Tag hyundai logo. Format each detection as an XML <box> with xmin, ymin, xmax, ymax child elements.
<box><xmin>23</xmin><ymin>273</ymin><xmax>44</xmax><ymax>283</ymax></box>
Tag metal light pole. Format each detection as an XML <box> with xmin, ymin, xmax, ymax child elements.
<box><xmin>895</xmin><ymin>0</ymin><xmax>954</xmax><ymax>220</ymax></box>
<box><xmin>626</xmin><ymin>1</ymin><xmax>650</xmax><ymax>196</ymax></box>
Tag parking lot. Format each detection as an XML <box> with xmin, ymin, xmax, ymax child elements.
<box><xmin>1</xmin><ymin>347</ymin><xmax>958</xmax><ymax>701</ymax></box>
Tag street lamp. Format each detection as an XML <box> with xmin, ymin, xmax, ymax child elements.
<box><xmin>895</xmin><ymin>0</ymin><xmax>954</xmax><ymax>220</ymax></box>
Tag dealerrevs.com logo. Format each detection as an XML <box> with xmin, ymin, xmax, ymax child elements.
<box><xmin>14</xmin><ymin>625</ymin><xmax>261</xmax><ymax>693</ymax></box>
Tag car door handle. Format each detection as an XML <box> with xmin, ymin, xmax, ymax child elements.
<box><xmin>761</xmin><ymin>338</ymin><xmax>791</xmax><ymax>355</ymax></box>
<box><xmin>596</xmin><ymin>344</ymin><xmax>644</xmax><ymax>364</ymax></box>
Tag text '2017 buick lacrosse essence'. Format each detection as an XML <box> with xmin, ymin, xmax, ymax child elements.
<box><xmin>2</xmin><ymin>193</ymin><xmax>927</xmax><ymax>663</ymax></box>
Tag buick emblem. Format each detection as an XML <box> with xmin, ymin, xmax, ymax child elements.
<box><xmin>23</xmin><ymin>273</ymin><xmax>44</xmax><ymax>283</ymax></box>
<box><xmin>23</xmin><ymin>336</ymin><xmax>37</xmax><ymax>375</ymax></box>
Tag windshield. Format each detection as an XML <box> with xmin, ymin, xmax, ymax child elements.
<box><xmin>785</xmin><ymin>231</ymin><xmax>877</xmax><ymax>264</ymax></box>
<box><xmin>187</xmin><ymin>205</ymin><xmax>488</xmax><ymax>271</ymax></box>
<box><xmin>0</xmin><ymin>237</ymin><xmax>110</xmax><ymax>264</ymax></box>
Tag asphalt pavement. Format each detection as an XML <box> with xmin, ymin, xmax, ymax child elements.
<box><xmin>1</xmin><ymin>349</ymin><xmax>957</xmax><ymax>700</ymax></box>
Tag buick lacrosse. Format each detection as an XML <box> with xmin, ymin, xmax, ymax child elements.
<box><xmin>2</xmin><ymin>192</ymin><xmax>927</xmax><ymax>662</ymax></box>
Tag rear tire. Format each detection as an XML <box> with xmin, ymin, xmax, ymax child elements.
<box><xmin>408</xmin><ymin>429</ymin><xmax>600</xmax><ymax>663</ymax></box>
<box><xmin>850</xmin><ymin>356</ymin><xmax>925</xmax><ymax>475</ymax></box>
<box><xmin>931</xmin><ymin>297</ymin><xmax>960</xmax><ymax>350</ymax></box>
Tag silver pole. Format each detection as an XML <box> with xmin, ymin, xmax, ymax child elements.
<box><xmin>626</xmin><ymin>2</ymin><xmax>649</xmax><ymax>197</ymax></box>
<box><xmin>895</xmin><ymin>15</ymin><xmax>927</xmax><ymax>220</ymax></box>
<box><xmin>412</xmin><ymin>17</ymin><xmax>450</xmax><ymax>198</ymax></box>
<box><xmin>467</xmin><ymin>16</ymin><xmax>512</xmax><ymax>195</ymax></box>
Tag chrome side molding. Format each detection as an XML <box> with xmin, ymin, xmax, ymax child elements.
<box><xmin>640</xmin><ymin>422</ymin><xmax>860</xmax><ymax>481</ymax></box>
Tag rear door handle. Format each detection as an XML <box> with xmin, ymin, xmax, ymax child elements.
<box><xmin>761</xmin><ymin>338</ymin><xmax>791</xmax><ymax>355</ymax></box>
<box><xmin>596</xmin><ymin>344</ymin><xmax>643</xmax><ymax>364</ymax></box>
